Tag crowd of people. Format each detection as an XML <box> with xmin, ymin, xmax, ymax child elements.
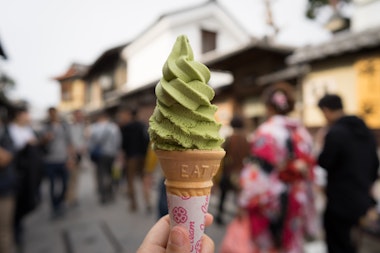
<box><xmin>0</xmin><ymin>82</ymin><xmax>379</xmax><ymax>253</ymax></box>
<box><xmin>0</xmin><ymin>104</ymin><xmax>154</xmax><ymax>253</ymax></box>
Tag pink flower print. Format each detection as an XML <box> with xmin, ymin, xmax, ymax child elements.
<box><xmin>195</xmin><ymin>240</ymin><xmax>202</xmax><ymax>253</ymax></box>
<box><xmin>172</xmin><ymin>207</ymin><xmax>188</xmax><ymax>224</ymax></box>
<box><xmin>181</xmin><ymin>196</ymin><xmax>191</xmax><ymax>200</ymax></box>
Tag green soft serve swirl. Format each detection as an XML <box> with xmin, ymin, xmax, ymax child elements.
<box><xmin>149</xmin><ymin>35</ymin><xmax>224</xmax><ymax>151</ymax></box>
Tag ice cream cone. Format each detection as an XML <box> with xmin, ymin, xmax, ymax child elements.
<box><xmin>155</xmin><ymin>149</ymin><xmax>225</xmax><ymax>253</ymax></box>
<box><xmin>156</xmin><ymin>149</ymin><xmax>225</xmax><ymax>196</ymax></box>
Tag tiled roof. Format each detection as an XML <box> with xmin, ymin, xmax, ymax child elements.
<box><xmin>204</xmin><ymin>39</ymin><xmax>293</xmax><ymax>68</ymax></box>
<box><xmin>287</xmin><ymin>26</ymin><xmax>380</xmax><ymax>65</ymax></box>
<box><xmin>83</xmin><ymin>44</ymin><xmax>128</xmax><ymax>81</ymax></box>
<box><xmin>53</xmin><ymin>63</ymin><xmax>88</xmax><ymax>81</ymax></box>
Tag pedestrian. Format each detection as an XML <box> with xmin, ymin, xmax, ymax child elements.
<box><xmin>8</xmin><ymin>105</ymin><xmax>43</xmax><ymax>247</ymax></box>
<box><xmin>0</xmin><ymin>118</ymin><xmax>16</xmax><ymax>253</ymax></box>
<box><xmin>40</xmin><ymin>107</ymin><xmax>73</xmax><ymax>218</ymax></box>
<box><xmin>66</xmin><ymin>109</ymin><xmax>87</xmax><ymax>207</ymax></box>
<box><xmin>238</xmin><ymin>83</ymin><xmax>317</xmax><ymax>253</ymax></box>
<box><xmin>88</xmin><ymin>110</ymin><xmax>121</xmax><ymax>204</ymax></box>
<box><xmin>317</xmin><ymin>94</ymin><xmax>379</xmax><ymax>253</ymax></box>
<box><xmin>118</xmin><ymin>107</ymin><xmax>149</xmax><ymax>212</ymax></box>
<box><xmin>215</xmin><ymin>115</ymin><xmax>249</xmax><ymax>225</ymax></box>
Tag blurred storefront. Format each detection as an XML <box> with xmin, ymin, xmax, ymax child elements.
<box><xmin>82</xmin><ymin>44</ymin><xmax>128</xmax><ymax>118</ymax></box>
<box><xmin>288</xmin><ymin>26</ymin><xmax>380</xmax><ymax>140</ymax></box>
<box><xmin>53</xmin><ymin>63</ymin><xmax>88</xmax><ymax>115</ymax></box>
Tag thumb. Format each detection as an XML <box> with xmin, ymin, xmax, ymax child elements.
<box><xmin>166</xmin><ymin>226</ymin><xmax>191</xmax><ymax>253</ymax></box>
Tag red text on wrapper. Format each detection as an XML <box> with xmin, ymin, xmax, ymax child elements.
<box><xmin>195</xmin><ymin>239</ymin><xmax>202</xmax><ymax>253</ymax></box>
<box><xmin>201</xmin><ymin>195</ymin><xmax>209</xmax><ymax>213</ymax></box>
<box><xmin>189</xmin><ymin>221</ymin><xmax>195</xmax><ymax>251</ymax></box>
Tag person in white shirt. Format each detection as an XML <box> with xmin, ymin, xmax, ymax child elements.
<box><xmin>8</xmin><ymin>106</ymin><xmax>43</xmax><ymax>247</ymax></box>
<box><xmin>8</xmin><ymin>108</ymin><xmax>36</xmax><ymax>152</ymax></box>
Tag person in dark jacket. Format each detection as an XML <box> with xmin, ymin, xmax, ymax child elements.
<box><xmin>0</xmin><ymin>122</ymin><xmax>16</xmax><ymax>253</ymax></box>
<box><xmin>118</xmin><ymin>107</ymin><xmax>149</xmax><ymax>212</ymax></box>
<box><xmin>317</xmin><ymin>94</ymin><xmax>379</xmax><ymax>253</ymax></box>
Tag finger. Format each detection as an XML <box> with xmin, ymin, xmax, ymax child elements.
<box><xmin>137</xmin><ymin>215</ymin><xmax>170</xmax><ymax>253</ymax></box>
<box><xmin>200</xmin><ymin>234</ymin><xmax>215</xmax><ymax>253</ymax></box>
<box><xmin>205</xmin><ymin>213</ymin><xmax>213</xmax><ymax>227</ymax></box>
<box><xmin>166</xmin><ymin>226</ymin><xmax>191</xmax><ymax>253</ymax></box>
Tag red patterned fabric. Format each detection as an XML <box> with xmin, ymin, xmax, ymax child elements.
<box><xmin>239</xmin><ymin>116</ymin><xmax>318</xmax><ymax>253</ymax></box>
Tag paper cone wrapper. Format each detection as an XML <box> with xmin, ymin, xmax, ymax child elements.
<box><xmin>155</xmin><ymin>149</ymin><xmax>225</xmax><ymax>253</ymax></box>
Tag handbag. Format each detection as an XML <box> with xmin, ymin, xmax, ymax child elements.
<box><xmin>89</xmin><ymin>145</ymin><xmax>102</xmax><ymax>162</ymax></box>
<box><xmin>89</xmin><ymin>127</ymin><xmax>109</xmax><ymax>162</ymax></box>
<box><xmin>219</xmin><ymin>215</ymin><xmax>255</xmax><ymax>253</ymax></box>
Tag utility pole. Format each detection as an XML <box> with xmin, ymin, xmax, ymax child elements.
<box><xmin>264</xmin><ymin>0</ymin><xmax>279</xmax><ymax>42</ymax></box>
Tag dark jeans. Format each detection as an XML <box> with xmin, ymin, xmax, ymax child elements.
<box><xmin>45</xmin><ymin>162</ymin><xmax>68</xmax><ymax>213</ymax></box>
<box><xmin>324</xmin><ymin>209</ymin><xmax>359</xmax><ymax>253</ymax></box>
<box><xmin>95</xmin><ymin>155</ymin><xmax>115</xmax><ymax>203</ymax></box>
<box><xmin>217</xmin><ymin>174</ymin><xmax>236</xmax><ymax>220</ymax></box>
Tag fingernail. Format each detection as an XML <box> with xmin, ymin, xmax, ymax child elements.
<box><xmin>169</xmin><ymin>227</ymin><xmax>186</xmax><ymax>247</ymax></box>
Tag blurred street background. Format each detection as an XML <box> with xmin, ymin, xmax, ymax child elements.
<box><xmin>1</xmin><ymin>0</ymin><xmax>380</xmax><ymax>253</ymax></box>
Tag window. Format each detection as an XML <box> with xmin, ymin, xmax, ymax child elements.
<box><xmin>61</xmin><ymin>82</ymin><xmax>72</xmax><ymax>101</ymax></box>
<box><xmin>201</xmin><ymin>29</ymin><xmax>217</xmax><ymax>54</ymax></box>
<box><xmin>85</xmin><ymin>83</ymin><xmax>92</xmax><ymax>104</ymax></box>
<box><xmin>100</xmin><ymin>75</ymin><xmax>112</xmax><ymax>90</ymax></box>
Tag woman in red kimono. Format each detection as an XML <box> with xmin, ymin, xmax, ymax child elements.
<box><xmin>239</xmin><ymin>84</ymin><xmax>317</xmax><ymax>253</ymax></box>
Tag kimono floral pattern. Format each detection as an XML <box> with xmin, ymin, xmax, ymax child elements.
<box><xmin>239</xmin><ymin>115</ymin><xmax>317</xmax><ymax>253</ymax></box>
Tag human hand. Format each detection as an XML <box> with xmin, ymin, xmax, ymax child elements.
<box><xmin>66</xmin><ymin>156</ymin><xmax>76</xmax><ymax>171</ymax></box>
<box><xmin>236</xmin><ymin>207</ymin><xmax>247</xmax><ymax>221</ymax></box>
<box><xmin>42</xmin><ymin>132</ymin><xmax>54</xmax><ymax>143</ymax></box>
<box><xmin>293</xmin><ymin>159</ymin><xmax>308</xmax><ymax>175</ymax></box>
<box><xmin>0</xmin><ymin>147</ymin><xmax>12</xmax><ymax>167</ymax></box>
<box><xmin>27</xmin><ymin>137</ymin><xmax>38</xmax><ymax>146</ymax></box>
<box><xmin>137</xmin><ymin>214</ymin><xmax>214</xmax><ymax>253</ymax></box>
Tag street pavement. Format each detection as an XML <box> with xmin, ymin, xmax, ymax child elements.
<box><xmin>20</xmin><ymin>157</ymin><xmax>378</xmax><ymax>253</ymax></box>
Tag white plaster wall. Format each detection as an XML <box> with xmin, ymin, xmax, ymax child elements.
<box><xmin>126</xmin><ymin>33</ymin><xmax>172</xmax><ymax>91</ymax></box>
<box><xmin>352</xmin><ymin>0</ymin><xmax>380</xmax><ymax>32</ymax></box>
<box><xmin>122</xmin><ymin>3</ymin><xmax>250</xmax><ymax>91</ymax></box>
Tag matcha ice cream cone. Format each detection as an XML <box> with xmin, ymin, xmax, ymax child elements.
<box><xmin>149</xmin><ymin>35</ymin><xmax>225</xmax><ymax>253</ymax></box>
<box><xmin>157</xmin><ymin>150</ymin><xmax>225</xmax><ymax>196</ymax></box>
<box><xmin>157</xmin><ymin>149</ymin><xmax>224</xmax><ymax>253</ymax></box>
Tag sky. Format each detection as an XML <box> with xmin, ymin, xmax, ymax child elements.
<box><xmin>0</xmin><ymin>0</ymin><xmax>332</xmax><ymax>119</ymax></box>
